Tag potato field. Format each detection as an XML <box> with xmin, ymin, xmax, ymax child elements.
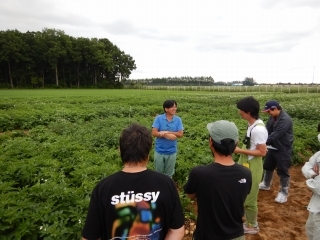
<box><xmin>0</xmin><ymin>89</ymin><xmax>319</xmax><ymax>239</ymax></box>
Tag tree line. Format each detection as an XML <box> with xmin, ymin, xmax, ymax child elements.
<box><xmin>126</xmin><ymin>76</ymin><xmax>214</xmax><ymax>86</ymax></box>
<box><xmin>0</xmin><ymin>28</ymin><xmax>136</xmax><ymax>88</ymax></box>
<box><xmin>125</xmin><ymin>76</ymin><xmax>259</xmax><ymax>86</ymax></box>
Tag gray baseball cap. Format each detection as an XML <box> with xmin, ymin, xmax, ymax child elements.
<box><xmin>207</xmin><ymin>120</ymin><xmax>239</xmax><ymax>143</ymax></box>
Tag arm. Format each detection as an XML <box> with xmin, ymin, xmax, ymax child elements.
<box><xmin>234</xmin><ymin>126</ymin><xmax>267</xmax><ymax>156</ymax></box>
<box><xmin>167</xmin><ymin>129</ymin><xmax>184</xmax><ymax>138</ymax></box>
<box><xmin>268</xmin><ymin>116</ymin><xmax>291</xmax><ymax>142</ymax></box>
<box><xmin>151</xmin><ymin>116</ymin><xmax>168</xmax><ymax>138</ymax></box>
<box><xmin>186</xmin><ymin>193</ymin><xmax>197</xmax><ymax>200</ymax></box>
<box><xmin>164</xmin><ymin>226</ymin><xmax>185</xmax><ymax>240</ymax></box>
<box><xmin>164</xmin><ymin>130</ymin><xmax>184</xmax><ymax>140</ymax></box>
<box><xmin>81</xmin><ymin>185</ymin><xmax>102</xmax><ymax>240</ymax></box>
<box><xmin>165</xmin><ymin>117</ymin><xmax>184</xmax><ymax>140</ymax></box>
<box><xmin>184</xmin><ymin>168</ymin><xmax>198</xmax><ymax>200</ymax></box>
<box><xmin>165</xmin><ymin>180</ymin><xmax>185</xmax><ymax>240</ymax></box>
<box><xmin>302</xmin><ymin>151</ymin><xmax>320</xmax><ymax>179</ymax></box>
<box><xmin>151</xmin><ymin>127</ymin><xmax>168</xmax><ymax>138</ymax></box>
<box><xmin>152</xmin><ymin>128</ymin><xmax>183</xmax><ymax>140</ymax></box>
<box><xmin>306</xmin><ymin>176</ymin><xmax>320</xmax><ymax>195</ymax></box>
<box><xmin>234</xmin><ymin>143</ymin><xmax>267</xmax><ymax>157</ymax></box>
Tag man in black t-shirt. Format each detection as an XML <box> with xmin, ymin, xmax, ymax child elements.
<box><xmin>184</xmin><ymin>120</ymin><xmax>252</xmax><ymax>240</ymax></box>
<box><xmin>82</xmin><ymin>123</ymin><xmax>185</xmax><ymax>240</ymax></box>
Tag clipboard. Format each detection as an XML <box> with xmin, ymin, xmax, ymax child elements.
<box><xmin>267</xmin><ymin>145</ymin><xmax>278</xmax><ymax>150</ymax></box>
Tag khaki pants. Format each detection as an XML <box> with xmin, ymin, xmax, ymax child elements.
<box><xmin>154</xmin><ymin>152</ymin><xmax>177</xmax><ymax>177</ymax></box>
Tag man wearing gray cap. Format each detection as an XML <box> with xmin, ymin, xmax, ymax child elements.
<box><xmin>184</xmin><ymin>120</ymin><xmax>252</xmax><ymax>240</ymax></box>
<box><xmin>260</xmin><ymin>100</ymin><xmax>294</xmax><ymax>204</ymax></box>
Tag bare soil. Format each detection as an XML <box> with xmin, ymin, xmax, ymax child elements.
<box><xmin>183</xmin><ymin>165</ymin><xmax>310</xmax><ymax>240</ymax></box>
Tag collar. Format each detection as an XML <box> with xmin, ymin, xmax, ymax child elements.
<box><xmin>248</xmin><ymin>119</ymin><xmax>263</xmax><ymax>128</ymax></box>
<box><xmin>161</xmin><ymin>113</ymin><xmax>175</xmax><ymax>121</ymax></box>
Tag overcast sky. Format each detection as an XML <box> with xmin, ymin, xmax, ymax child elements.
<box><xmin>1</xmin><ymin>0</ymin><xmax>320</xmax><ymax>84</ymax></box>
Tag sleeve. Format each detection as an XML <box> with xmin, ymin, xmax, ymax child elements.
<box><xmin>152</xmin><ymin>115</ymin><xmax>160</xmax><ymax>129</ymax></box>
<box><xmin>252</xmin><ymin>127</ymin><xmax>268</xmax><ymax>145</ymax></box>
<box><xmin>169</xmin><ymin>182</ymin><xmax>185</xmax><ymax>229</ymax></box>
<box><xmin>183</xmin><ymin>168</ymin><xmax>198</xmax><ymax>194</ymax></box>
<box><xmin>178</xmin><ymin>117</ymin><xmax>184</xmax><ymax>131</ymax></box>
<box><xmin>302</xmin><ymin>151</ymin><xmax>320</xmax><ymax>179</ymax></box>
<box><xmin>306</xmin><ymin>176</ymin><xmax>320</xmax><ymax>195</ymax></box>
<box><xmin>81</xmin><ymin>186</ymin><xmax>102</xmax><ymax>239</ymax></box>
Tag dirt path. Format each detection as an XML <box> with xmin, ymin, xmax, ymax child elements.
<box><xmin>183</xmin><ymin>165</ymin><xmax>310</xmax><ymax>240</ymax></box>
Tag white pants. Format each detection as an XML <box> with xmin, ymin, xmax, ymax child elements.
<box><xmin>306</xmin><ymin>211</ymin><xmax>320</xmax><ymax>240</ymax></box>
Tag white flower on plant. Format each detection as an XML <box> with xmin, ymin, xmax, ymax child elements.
<box><xmin>79</xmin><ymin>219</ymin><xmax>81</xmax><ymax>224</ymax></box>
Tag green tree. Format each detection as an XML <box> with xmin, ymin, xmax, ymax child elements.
<box><xmin>69</xmin><ymin>37</ymin><xmax>88</xmax><ymax>88</ymax></box>
<box><xmin>242</xmin><ymin>77</ymin><xmax>256</xmax><ymax>86</ymax></box>
<box><xmin>42</xmin><ymin>28</ymin><xmax>70</xmax><ymax>86</ymax></box>
<box><xmin>87</xmin><ymin>38</ymin><xmax>112</xmax><ymax>86</ymax></box>
<box><xmin>0</xmin><ymin>30</ymin><xmax>27</xmax><ymax>88</ymax></box>
<box><xmin>0</xmin><ymin>28</ymin><xmax>136</xmax><ymax>88</ymax></box>
<box><xmin>100</xmin><ymin>39</ymin><xmax>136</xmax><ymax>87</ymax></box>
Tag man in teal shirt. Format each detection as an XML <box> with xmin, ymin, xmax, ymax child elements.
<box><xmin>152</xmin><ymin>100</ymin><xmax>184</xmax><ymax>178</ymax></box>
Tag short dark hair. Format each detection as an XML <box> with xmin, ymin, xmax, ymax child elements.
<box><xmin>236</xmin><ymin>96</ymin><xmax>260</xmax><ymax>119</ymax></box>
<box><xmin>163</xmin><ymin>100</ymin><xmax>177</xmax><ymax>112</ymax></box>
<box><xmin>119</xmin><ymin>123</ymin><xmax>152</xmax><ymax>164</ymax></box>
<box><xmin>211</xmin><ymin>137</ymin><xmax>236</xmax><ymax>156</ymax></box>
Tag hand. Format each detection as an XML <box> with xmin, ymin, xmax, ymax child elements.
<box><xmin>165</xmin><ymin>133</ymin><xmax>177</xmax><ymax>140</ymax></box>
<box><xmin>159</xmin><ymin>131</ymin><xmax>168</xmax><ymax>137</ymax></box>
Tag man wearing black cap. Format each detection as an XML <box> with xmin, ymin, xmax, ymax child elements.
<box><xmin>184</xmin><ymin>120</ymin><xmax>252</xmax><ymax>240</ymax></box>
<box><xmin>260</xmin><ymin>100</ymin><xmax>294</xmax><ymax>203</ymax></box>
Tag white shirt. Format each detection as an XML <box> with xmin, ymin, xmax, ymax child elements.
<box><xmin>302</xmin><ymin>151</ymin><xmax>320</xmax><ymax>213</ymax></box>
<box><xmin>247</xmin><ymin>119</ymin><xmax>268</xmax><ymax>160</ymax></box>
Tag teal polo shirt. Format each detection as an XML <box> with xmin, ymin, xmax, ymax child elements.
<box><xmin>152</xmin><ymin>113</ymin><xmax>184</xmax><ymax>154</ymax></box>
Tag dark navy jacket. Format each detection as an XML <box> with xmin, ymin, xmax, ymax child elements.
<box><xmin>266</xmin><ymin>110</ymin><xmax>294</xmax><ymax>153</ymax></box>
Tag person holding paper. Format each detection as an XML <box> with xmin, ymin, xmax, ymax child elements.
<box><xmin>259</xmin><ymin>100</ymin><xmax>294</xmax><ymax>204</ymax></box>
